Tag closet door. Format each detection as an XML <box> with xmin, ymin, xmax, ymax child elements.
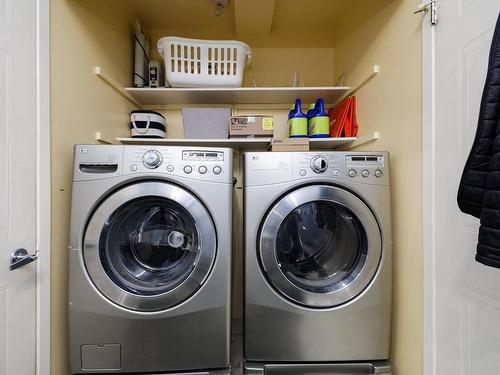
<box><xmin>425</xmin><ymin>1</ymin><xmax>500</xmax><ymax>374</ymax></box>
<box><xmin>0</xmin><ymin>0</ymin><xmax>37</xmax><ymax>374</ymax></box>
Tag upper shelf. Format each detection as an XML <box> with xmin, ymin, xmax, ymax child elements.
<box><xmin>125</xmin><ymin>86</ymin><xmax>350</xmax><ymax>106</ymax></box>
<box><xmin>95</xmin><ymin>65</ymin><xmax>380</xmax><ymax>108</ymax></box>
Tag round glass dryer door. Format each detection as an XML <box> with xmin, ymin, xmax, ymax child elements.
<box><xmin>83</xmin><ymin>181</ymin><xmax>216</xmax><ymax>312</ymax></box>
<box><xmin>259</xmin><ymin>185</ymin><xmax>381</xmax><ymax>308</ymax></box>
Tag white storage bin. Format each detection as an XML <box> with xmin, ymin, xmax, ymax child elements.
<box><xmin>157</xmin><ymin>36</ymin><xmax>252</xmax><ymax>88</ymax></box>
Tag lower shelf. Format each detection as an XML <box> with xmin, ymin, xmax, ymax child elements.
<box><xmin>115</xmin><ymin>137</ymin><xmax>358</xmax><ymax>150</ymax></box>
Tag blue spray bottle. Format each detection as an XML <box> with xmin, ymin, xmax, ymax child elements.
<box><xmin>309</xmin><ymin>98</ymin><xmax>330</xmax><ymax>138</ymax></box>
<box><xmin>288</xmin><ymin>98</ymin><xmax>308</xmax><ymax>138</ymax></box>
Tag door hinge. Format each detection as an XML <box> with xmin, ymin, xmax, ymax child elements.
<box><xmin>414</xmin><ymin>0</ymin><xmax>437</xmax><ymax>25</ymax></box>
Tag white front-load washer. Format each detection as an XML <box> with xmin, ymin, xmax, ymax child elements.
<box><xmin>69</xmin><ymin>145</ymin><xmax>232</xmax><ymax>374</ymax></box>
<box><xmin>243</xmin><ymin>151</ymin><xmax>392</xmax><ymax>375</ymax></box>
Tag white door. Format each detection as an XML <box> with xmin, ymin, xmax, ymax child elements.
<box><xmin>0</xmin><ymin>0</ymin><xmax>38</xmax><ymax>374</ymax></box>
<box><xmin>425</xmin><ymin>1</ymin><xmax>500</xmax><ymax>375</ymax></box>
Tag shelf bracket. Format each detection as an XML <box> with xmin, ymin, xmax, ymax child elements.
<box><xmin>342</xmin><ymin>131</ymin><xmax>380</xmax><ymax>150</ymax></box>
<box><xmin>94</xmin><ymin>66</ymin><xmax>143</xmax><ymax>109</ymax></box>
<box><xmin>95</xmin><ymin>132</ymin><xmax>116</xmax><ymax>145</ymax></box>
<box><xmin>334</xmin><ymin>65</ymin><xmax>380</xmax><ymax>105</ymax></box>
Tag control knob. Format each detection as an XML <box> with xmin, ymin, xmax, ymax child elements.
<box><xmin>142</xmin><ymin>150</ymin><xmax>162</xmax><ymax>169</ymax></box>
<box><xmin>310</xmin><ymin>156</ymin><xmax>328</xmax><ymax>173</ymax></box>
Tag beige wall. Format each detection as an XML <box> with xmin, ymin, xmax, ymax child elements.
<box><xmin>148</xmin><ymin>45</ymin><xmax>336</xmax><ymax>139</ymax></box>
<box><xmin>50</xmin><ymin>0</ymin><xmax>134</xmax><ymax>373</ymax></box>
<box><xmin>50</xmin><ymin>1</ymin><xmax>422</xmax><ymax>374</ymax></box>
<box><xmin>334</xmin><ymin>1</ymin><xmax>423</xmax><ymax>374</ymax></box>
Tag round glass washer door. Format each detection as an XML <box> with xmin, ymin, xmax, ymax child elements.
<box><xmin>259</xmin><ymin>185</ymin><xmax>382</xmax><ymax>308</ymax></box>
<box><xmin>83</xmin><ymin>181</ymin><xmax>216</xmax><ymax>312</ymax></box>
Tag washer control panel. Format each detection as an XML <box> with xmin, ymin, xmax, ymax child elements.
<box><xmin>244</xmin><ymin>151</ymin><xmax>389</xmax><ymax>187</ymax></box>
<box><xmin>182</xmin><ymin>150</ymin><xmax>224</xmax><ymax>162</ymax></box>
<box><xmin>291</xmin><ymin>152</ymin><xmax>388</xmax><ymax>184</ymax></box>
<box><xmin>124</xmin><ymin>147</ymin><xmax>231</xmax><ymax>183</ymax></box>
<box><xmin>345</xmin><ymin>155</ymin><xmax>385</xmax><ymax>180</ymax></box>
<box><xmin>310</xmin><ymin>155</ymin><xmax>328</xmax><ymax>173</ymax></box>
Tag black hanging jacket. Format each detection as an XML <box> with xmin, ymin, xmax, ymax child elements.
<box><xmin>458</xmin><ymin>13</ymin><xmax>500</xmax><ymax>268</ymax></box>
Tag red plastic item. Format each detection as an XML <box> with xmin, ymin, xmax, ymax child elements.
<box><xmin>328</xmin><ymin>96</ymin><xmax>359</xmax><ymax>137</ymax></box>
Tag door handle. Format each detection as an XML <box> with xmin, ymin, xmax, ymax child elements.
<box><xmin>10</xmin><ymin>248</ymin><xmax>38</xmax><ymax>271</ymax></box>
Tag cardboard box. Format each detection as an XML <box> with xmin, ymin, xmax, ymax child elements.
<box><xmin>270</xmin><ymin>138</ymin><xmax>310</xmax><ymax>152</ymax></box>
<box><xmin>230</xmin><ymin>115</ymin><xmax>274</xmax><ymax>137</ymax></box>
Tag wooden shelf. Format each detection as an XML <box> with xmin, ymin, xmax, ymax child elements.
<box><xmin>124</xmin><ymin>86</ymin><xmax>350</xmax><ymax>106</ymax></box>
<box><xmin>115</xmin><ymin>137</ymin><xmax>357</xmax><ymax>150</ymax></box>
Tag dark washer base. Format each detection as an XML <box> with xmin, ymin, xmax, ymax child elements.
<box><xmin>244</xmin><ymin>361</ymin><xmax>392</xmax><ymax>375</ymax></box>
<box><xmin>74</xmin><ymin>370</ymin><xmax>230</xmax><ymax>375</ymax></box>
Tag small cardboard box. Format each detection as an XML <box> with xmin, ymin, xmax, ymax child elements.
<box><xmin>271</xmin><ymin>138</ymin><xmax>310</xmax><ymax>152</ymax></box>
<box><xmin>230</xmin><ymin>115</ymin><xmax>274</xmax><ymax>137</ymax></box>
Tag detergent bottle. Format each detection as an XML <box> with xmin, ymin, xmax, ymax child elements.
<box><xmin>288</xmin><ymin>98</ymin><xmax>308</xmax><ymax>138</ymax></box>
<box><xmin>309</xmin><ymin>98</ymin><xmax>330</xmax><ymax>138</ymax></box>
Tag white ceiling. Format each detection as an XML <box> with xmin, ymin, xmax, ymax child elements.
<box><xmin>126</xmin><ymin>0</ymin><xmax>236</xmax><ymax>29</ymax></box>
<box><xmin>272</xmin><ymin>0</ymin><xmax>351</xmax><ymax>29</ymax></box>
<box><xmin>126</xmin><ymin>0</ymin><xmax>351</xmax><ymax>31</ymax></box>
<box><xmin>121</xmin><ymin>0</ymin><xmax>395</xmax><ymax>48</ymax></box>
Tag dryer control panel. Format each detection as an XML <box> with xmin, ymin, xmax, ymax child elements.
<box><xmin>124</xmin><ymin>147</ymin><xmax>230</xmax><ymax>182</ymax></box>
<box><xmin>293</xmin><ymin>152</ymin><xmax>388</xmax><ymax>184</ymax></box>
<box><xmin>244</xmin><ymin>151</ymin><xmax>389</xmax><ymax>187</ymax></box>
<box><xmin>73</xmin><ymin>145</ymin><xmax>232</xmax><ymax>184</ymax></box>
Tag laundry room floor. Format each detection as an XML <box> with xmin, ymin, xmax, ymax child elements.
<box><xmin>231</xmin><ymin>320</ymin><xmax>244</xmax><ymax>375</ymax></box>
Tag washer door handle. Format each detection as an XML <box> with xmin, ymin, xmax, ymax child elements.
<box><xmin>10</xmin><ymin>248</ymin><xmax>38</xmax><ymax>271</ymax></box>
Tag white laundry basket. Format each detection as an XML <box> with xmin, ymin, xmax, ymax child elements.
<box><xmin>157</xmin><ymin>36</ymin><xmax>252</xmax><ymax>88</ymax></box>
